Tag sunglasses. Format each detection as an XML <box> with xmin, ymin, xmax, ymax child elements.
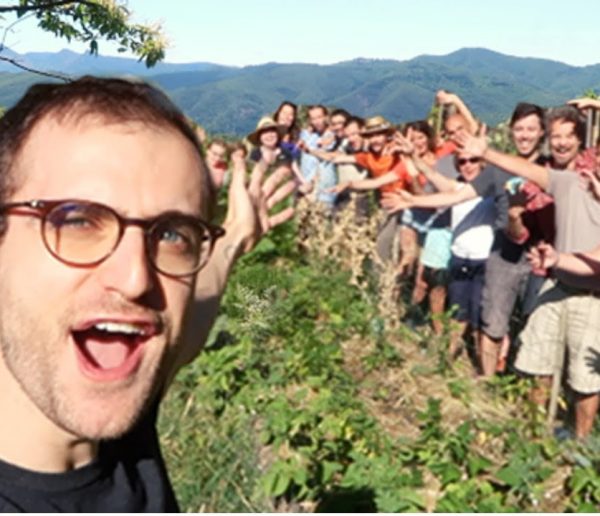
<box><xmin>0</xmin><ymin>199</ymin><xmax>225</xmax><ymax>277</ymax></box>
<box><xmin>457</xmin><ymin>157</ymin><xmax>481</xmax><ymax>166</ymax></box>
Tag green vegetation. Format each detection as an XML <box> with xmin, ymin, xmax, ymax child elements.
<box><xmin>0</xmin><ymin>47</ymin><xmax>598</xmax><ymax>133</ymax></box>
<box><xmin>159</xmin><ymin>206</ymin><xmax>600</xmax><ymax>512</ymax></box>
<box><xmin>2</xmin><ymin>0</ymin><xmax>165</xmax><ymax>68</ymax></box>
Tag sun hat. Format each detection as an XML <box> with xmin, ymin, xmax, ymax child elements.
<box><xmin>247</xmin><ymin>116</ymin><xmax>287</xmax><ymax>145</ymax></box>
<box><xmin>360</xmin><ymin>115</ymin><xmax>395</xmax><ymax>136</ymax></box>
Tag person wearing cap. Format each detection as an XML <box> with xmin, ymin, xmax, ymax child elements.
<box><xmin>247</xmin><ymin>116</ymin><xmax>310</xmax><ymax>193</ymax></box>
<box><xmin>325</xmin><ymin>115</ymin><xmax>425</xmax><ymax>262</ymax></box>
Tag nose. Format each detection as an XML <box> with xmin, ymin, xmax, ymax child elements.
<box><xmin>97</xmin><ymin>227</ymin><xmax>155</xmax><ymax>301</ymax></box>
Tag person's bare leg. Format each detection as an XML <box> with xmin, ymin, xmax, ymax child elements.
<box><xmin>529</xmin><ymin>375</ymin><xmax>552</xmax><ymax>406</ymax></box>
<box><xmin>496</xmin><ymin>334</ymin><xmax>510</xmax><ymax>372</ymax></box>
<box><xmin>449</xmin><ymin>320</ymin><xmax>468</xmax><ymax>358</ymax></box>
<box><xmin>411</xmin><ymin>263</ymin><xmax>427</xmax><ymax>305</ymax></box>
<box><xmin>398</xmin><ymin>225</ymin><xmax>418</xmax><ymax>277</ymax></box>
<box><xmin>574</xmin><ymin>392</ymin><xmax>600</xmax><ymax>439</ymax></box>
<box><xmin>479</xmin><ymin>332</ymin><xmax>501</xmax><ymax>377</ymax></box>
<box><xmin>429</xmin><ymin>285</ymin><xmax>447</xmax><ymax>335</ymax></box>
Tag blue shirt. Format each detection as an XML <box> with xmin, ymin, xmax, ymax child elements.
<box><xmin>299</xmin><ymin>129</ymin><xmax>338</xmax><ymax>206</ymax></box>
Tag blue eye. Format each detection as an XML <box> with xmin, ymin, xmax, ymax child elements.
<box><xmin>47</xmin><ymin>205</ymin><xmax>103</xmax><ymax>230</ymax></box>
<box><xmin>159</xmin><ymin>228</ymin><xmax>186</xmax><ymax>243</ymax></box>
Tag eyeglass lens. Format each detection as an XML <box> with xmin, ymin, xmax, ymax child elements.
<box><xmin>41</xmin><ymin>202</ymin><xmax>210</xmax><ymax>276</ymax></box>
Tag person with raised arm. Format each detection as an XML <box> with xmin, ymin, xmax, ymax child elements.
<box><xmin>456</xmin><ymin>105</ymin><xmax>600</xmax><ymax>438</ymax></box>
<box><xmin>0</xmin><ymin>77</ymin><xmax>296</xmax><ymax>511</ymax></box>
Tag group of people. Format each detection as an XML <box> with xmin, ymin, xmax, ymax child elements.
<box><xmin>2</xmin><ymin>73</ymin><xmax>599</xmax><ymax>510</ymax></box>
<box><xmin>202</xmin><ymin>90</ymin><xmax>600</xmax><ymax>441</ymax></box>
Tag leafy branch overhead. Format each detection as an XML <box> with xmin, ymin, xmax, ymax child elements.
<box><xmin>1</xmin><ymin>0</ymin><xmax>166</xmax><ymax>67</ymax></box>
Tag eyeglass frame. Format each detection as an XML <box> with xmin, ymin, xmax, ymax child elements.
<box><xmin>0</xmin><ymin>199</ymin><xmax>226</xmax><ymax>278</ymax></box>
<box><xmin>456</xmin><ymin>157</ymin><xmax>481</xmax><ymax>166</ymax></box>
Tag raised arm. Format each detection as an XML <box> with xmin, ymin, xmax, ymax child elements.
<box><xmin>392</xmin><ymin>131</ymin><xmax>457</xmax><ymax>193</ymax></box>
<box><xmin>168</xmin><ymin>156</ymin><xmax>296</xmax><ymax>386</ymax></box>
<box><xmin>455</xmin><ymin>130</ymin><xmax>550</xmax><ymax>190</ymax></box>
<box><xmin>381</xmin><ymin>182</ymin><xmax>476</xmax><ymax>213</ymax></box>
<box><xmin>330</xmin><ymin>170</ymin><xmax>397</xmax><ymax>194</ymax></box>
<box><xmin>568</xmin><ymin>97</ymin><xmax>600</xmax><ymax>111</ymax></box>
<box><xmin>412</xmin><ymin>155</ymin><xmax>458</xmax><ymax>193</ymax></box>
<box><xmin>436</xmin><ymin>90</ymin><xmax>479</xmax><ymax>134</ymax></box>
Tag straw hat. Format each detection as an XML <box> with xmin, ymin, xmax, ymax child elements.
<box><xmin>247</xmin><ymin>116</ymin><xmax>286</xmax><ymax>145</ymax></box>
<box><xmin>360</xmin><ymin>115</ymin><xmax>395</xmax><ymax>136</ymax></box>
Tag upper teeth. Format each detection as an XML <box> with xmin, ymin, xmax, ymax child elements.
<box><xmin>94</xmin><ymin>322</ymin><xmax>147</xmax><ymax>335</ymax></box>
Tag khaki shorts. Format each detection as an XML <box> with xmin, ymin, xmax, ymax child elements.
<box><xmin>516</xmin><ymin>279</ymin><xmax>600</xmax><ymax>394</ymax></box>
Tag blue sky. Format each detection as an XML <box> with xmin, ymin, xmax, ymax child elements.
<box><xmin>5</xmin><ymin>0</ymin><xmax>600</xmax><ymax>67</ymax></box>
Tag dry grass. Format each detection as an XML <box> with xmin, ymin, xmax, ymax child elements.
<box><xmin>295</xmin><ymin>195</ymin><xmax>405</xmax><ymax>327</ymax></box>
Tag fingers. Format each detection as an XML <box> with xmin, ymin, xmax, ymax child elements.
<box><xmin>249</xmin><ymin>161</ymin><xmax>267</xmax><ymax>195</ymax></box>
<box><xmin>269</xmin><ymin>206</ymin><xmax>295</xmax><ymax>228</ymax></box>
<box><xmin>266</xmin><ymin>180</ymin><xmax>296</xmax><ymax>209</ymax></box>
<box><xmin>263</xmin><ymin>165</ymin><xmax>292</xmax><ymax>198</ymax></box>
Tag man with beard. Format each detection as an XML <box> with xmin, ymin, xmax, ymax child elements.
<box><xmin>0</xmin><ymin>77</ymin><xmax>294</xmax><ymax>510</ymax></box>
<box><xmin>456</xmin><ymin>105</ymin><xmax>600</xmax><ymax>439</ymax></box>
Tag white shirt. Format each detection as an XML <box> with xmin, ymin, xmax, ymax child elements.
<box><xmin>450</xmin><ymin>183</ymin><xmax>495</xmax><ymax>260</ymax></box>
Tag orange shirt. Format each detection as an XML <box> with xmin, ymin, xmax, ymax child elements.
<box><xmin>435</xmin><ymin>140</ymin><xmax>457</xmax><ymax>158</ymax></box>
<box><xmin>354</xmin><ymin>152</ymin><xmax>424</xmax><ymax>194</ymax></box>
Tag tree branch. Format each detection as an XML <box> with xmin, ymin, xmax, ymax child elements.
<box><xmin>0</xmin><ymin>54</ymin><xmax>70</xmax><ymax>81</ymax></box>
<box><xmin>0</xmin><ymin>1</ymin><xmax>103</xmax><ymax>13</ymax></box>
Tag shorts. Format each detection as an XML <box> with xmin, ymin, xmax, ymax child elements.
<box><xmin>447</xmin><ymin>255</ymin><xmax>486</xmax><ymax>329</ymax></box>
<box><xmin>422</xmin><ymin>266</ymin><xmax>450</xmax><ymax>288</ymax></box>
<box><xmin>480</xmin><ymin>250</ymin><xmax>531</xmax><ymax>340</ymax></box>
<box><xmin>516</xmin><ymin>280</ymin><xmax>600</xmax><ymax>394</ymax></box>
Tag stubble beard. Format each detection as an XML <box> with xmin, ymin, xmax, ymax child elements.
<box><xmin>0</xmin><ymin>291</ymin><xmax>171</xmax><ymax>442</ymax></box>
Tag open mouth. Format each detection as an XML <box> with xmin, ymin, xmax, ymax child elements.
<box><xmin>72</xmin><ymin>321</ymin><xmax>155</xmax><ymax>381</ymax></box>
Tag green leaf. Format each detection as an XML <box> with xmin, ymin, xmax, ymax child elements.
<box><xmin>496</xmin><ymin>463</ymin><xmax>526</xmax><ymax>488</ymax></box>
<box><xmin>467</xmin><ymin>454</ymin><xmax>492</xmax><ymax>477</ymax></box>
<box><xmin>321</xmin><ymin>460</ymin><xmax>343</xmax><ymax>483</ymax></box>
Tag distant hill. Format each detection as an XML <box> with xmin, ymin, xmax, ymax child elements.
<box><xmin>0</xmin><ymin>47</ymin><xmax>598</xmax><ymax>136</ymax></box>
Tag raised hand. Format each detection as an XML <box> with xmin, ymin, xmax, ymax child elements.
<box><xmin>226</xmin><ymin>152</ymin><xmax>296</xmax><ymax>255</ymax></box>
<box><xmin>435</xmin><ymin>89</ymin><xmax>456</xmax><ymax>106</ymax></box>
<box><xmin>568</xmin><ymin>97</ymin><xmax>600</xmax><ymax>112</ymax></box>
<box><xmin>454</xmin><ymin>125</ymin><xmax>488</xmax><ymax>156</ymax></box>
<box><xmin>392</xmin><ymin>130</ymin><xmax>415</xmax><ymax>155</ymax></box>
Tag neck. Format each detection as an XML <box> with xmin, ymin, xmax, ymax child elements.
<box><xmin>525</xmin><ymin>150</ymin><xmax>540</xmax><ymax>163</ymax></box>
<box><xmin>0</xmin><ymin>355</ymin><xmax>96</xmax><ymax>473</ymax></box>
<box><xmin>551</xmin><ymin>157</ymin><xmax>575</xmax><ymax>170</ymax></box>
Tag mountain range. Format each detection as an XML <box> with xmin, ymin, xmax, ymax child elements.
<box><xmin>0</xmin><ymin>47</ymin><xmax>598</xmax><ymax>136</ymax></box>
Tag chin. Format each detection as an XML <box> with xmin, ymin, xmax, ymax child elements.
<box><xmin>56</xmin><ymin>380</ymin><xmax>158</xmax><ymax>441</ymax></box>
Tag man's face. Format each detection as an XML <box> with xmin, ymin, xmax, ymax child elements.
<box><xmin>444</xmin><ymin>115</ymin><xmax>466</xmax><ymax>141</ymax></box>
<box><xmin>0</xmin><ymin>115</ymin><xmax>204</xmax><ymax>440</ymax></box>
<box><xmin>455</xmin><ymin>151</ymin><xmax>483</xmax><ymax>182</ymax></box>
<box><xmin>367</xmin><ymin>132</ymin><xmax>388</xmax><ymax>154</ymax></box>
<box><xmin>329</xmin><ymin>115</ymin><xmax>347</xmax><ymax>138</ymax></box>
<box><xmin>344</xmin><ymin>121</ymin><xmax>363</xmax><ymax>149</ymax></box>
<box><xmin>549</xmin><ymin>119</ymin><xmax>581</xmax><ymax>169</ymax></box>
<box><xmin>511</xmin><ymin>114</ymin><xmax>544</xmax><ymax>158</ymax></box>
<box><xmin>308</xmin><ymin>107</ymin><xmax>327</xmax><ymax>133</ymax></box>
<box><xmin>206</xmin><ymin>143</ymin><xmax>227</xmax><ymax>169</ymax></box>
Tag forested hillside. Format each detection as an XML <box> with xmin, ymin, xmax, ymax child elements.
<box><xmin>0</xmin><ymin>47</ymin><xmax>599</xmax><ymax>134</ymax></box>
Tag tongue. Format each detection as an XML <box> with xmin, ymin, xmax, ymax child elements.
<box><xmin>77</xmin><ymin>331</ymin><xmax>135</xmax><ymax>370</ymax></box>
